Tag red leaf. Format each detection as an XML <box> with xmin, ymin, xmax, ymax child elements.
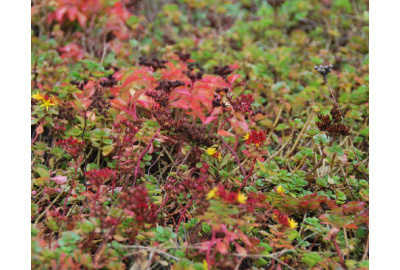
<box><xmin>36</xmin><ymin>124</ymin><xmax>44</xmax><ymax>135</ymax></box>
<box><xmin>217</xmin><ymin>130</ymin><xmax>235</xmax><ymax>137</ymax></box>
<box><xmin>227</xmin><ymin>74</ymin><xmax>241</xmax><ymax>85</ymax></box>
<box><xmin>76</xmin><ymin>11</ymin><xmax>87</xmax><ymax>27</ymax></box>
<box><xmin>216</xmin><ymin>241</ymin><xmax>228</xmax><ymax>255</ymax></box>
<box><xmin>234</xmin><ymin>242</ymin><xmax>247</xmax><ymax>256</ymax></box>
<box><xmin>67</xmin><ymin>6</ymin><xmax>78</xmax><ymax>21</ymax></box>
<box><xmin>55</xmin><ymin>6</ymin><xmax>68</xmax><ymax>22</ymax></box>
<box><xmin>45</xmin><ymin>188</ymin><xmax>62</xmax><ymax>195</ymax></box>
<box><xmin>204</xmin><ymin>116</ymin><xmax>217</xmax><ymax>125</ymax></box>
<box><xmin>50</xmin><ymin>175</ymin><xmax>68</xmax><ymax>185</ymax></box>
<box><xmin>343</xmin><ymin>223</ymin><xmax>359</xmax><ymax>229</ymax></box>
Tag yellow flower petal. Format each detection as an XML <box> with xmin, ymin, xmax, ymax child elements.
<box><xmin>202</xmin><ymin>259</ymin><xmax>208</xmax><ymax>270</ymax></box>
<box><xmin>31</xmin><ymin>92</ymin><xmax>44</xmax><ymax>101</ymax></box>
<box><xmin>206</xmin><ymin>187</ymin><xmax>218</xmax><ymax>200</ymax></box>
<box><xmin>243</xmin><ymin>132</ymin><xmax>250</xmax><ymax>141</ymax></box>
<box><xmin>206</xmin><ymin>147</ymin><xmax>217</xmax><ymax>156</ymax></box>
<box><xmin>39</xmin><ymin>96</ymin><xmax>58</xmax><ymax>111</ymax></box>
<box><xmin>288</xmin><ymin>218</ymin><xmax>298</xmax><ymax>229</ymax></box>
<box><xmin>276</xmin><ymin>185</ymin><xmax>286</xmax><ymax>195</ymax></box>
<box><xmin>237</xmin><ymin>192</ymin><xmax>247</xmax><ymax>204</ymax></box>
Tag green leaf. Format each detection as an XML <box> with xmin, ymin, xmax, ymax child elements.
<box><xmin>257</xmin><ymin>257</ymin><xmax>269</xmax><ymax>266</ymax></box>
<box><xmin>202</xmin><ymin>222</ymin><xmax>211</xmax><ymax>233</ymax></box>
<box><xmin>329</xmin><ymin>145</ymin><xmax>344</xmax><ymax>156</ymax></box>
<box><xmin>196</xmin><ymin>162</ymin><xmax>203</xmax><ymax>168</ymax></box>
<box><xmin>288</xmin><ymin>230</ymin><xmax>299</xmax><ymax>241</ymax></box>
<box><xmin>35</xmin><ymin>166</ymin><xmax>50</xmax><ymax>178</ymax></box>
<box><xmin>301</xmin><ymin>253</ymin><xmax>323</xmax><ymax>267</ymax></box>
<box><xmin>313</xmin><ymin>134</ymin><xmax>329</xmax><ymax>145</ymax></box>
<box><xmin>58</xmin><ymin>231</ymin><xmax>81</xmax><ymax>246</ymax></box>
<box><xmin>87</xmin><ymin>163</ymin><xmax>99</xmax><ymax>171</ymax></box>
<box><xmin>101</xmin><ymin>144</ymin><xmax>114</xmax><ymax>156</ymax></box>
<box><xmin>220</xmin><ymin>153</ymin><xmax>232</xmax><ymax>167</ymax></box>
<box><xmin>65</xmin><ymin>128</ymin><xmax>82</xmax><ymax>137</ymax></box>
<box><xmin>102</xmin><ymin>139</ymin><xmax>113</xmax><ymax>145</ymax></box>
<box><xmin>80</xmin><ymin>219</ymin><xmax>96</xmax><ymax>233</ymax></box>
<box><xmin>143</xmin><ymin>155</ymin><xmax>153</xmax><ymax>161</ymax></box>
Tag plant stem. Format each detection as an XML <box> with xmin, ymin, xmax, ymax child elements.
<box><xmin>63</xmin><ymin>160</ymin><xmax>79</xmax><ymax>216</ymax></box>
<box><xmin>175</xmin><ymin>197</ymin><xmax>194</xmax><ymax>234</ymax></box>
<box><xmin>265</xmin><ymin>125</ymin><xmax>296</xmax><ymax>164</ymax></box>
<box><xmin>155</xmin><ymin>195</ymin><xmax>169</xmax><ymax>215</ymax></box>
<box><xmin>34</xmin><ymin>191</ymin><xmax>63</xmax><ymax>225</ymax></box>
<box><xmin>285</xmin><ymin>111</ymin><xmax>314</xmax><ymax>158</ymax></box>
<box><xmin>267</xmin><ymin>102</ymin><xmax>285</xmax><ymax>141</ymax></box>
<box><xmin>219</xmin><ymin>135</ymin><xmax>246</xmax><ymax>177</ymax></box>
<box><xmin>362</xmin><ymin>233</ymin><xmax>369</xmax><ymax>261</ymax></box>
<box><xmin>238</xmin><ymin>158</ymin><xmax>256</xmax><ymax>190</ymax></box>
<box><xmin>332</xmin><ymin>235</ymin><xmax>346</xmax><ymax>268</ymax></box>
<box><xmin>133</xmin><ymin>129</ymin><xmax>160</xmax><ymax>187</ymax></box>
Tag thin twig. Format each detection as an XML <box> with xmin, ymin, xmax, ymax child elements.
<box><xmin>34</xmin><ymin>191</ymin><xmax>63</xmax><ymax>225</ymax></box>
<box><xmin>121</xmin><ymin>245</ymin><xmax>180</xmax><ymax>261</ymax></box>
<box><xmin>265</xmin><ymin>125</ymin><xmax>297</xmax><ymax>164</ymax></box>
<box><xmin>362</xmin><ymin>233</ymin><xmax>369</xmax><ymax>261</ymax></box>
<box><xmin>285</xmin><ymin>111</ymin><xmax>314</xmax><ymax>158</ymax></box>
<box><xmin>133</xmin><ymin>130</ymin><xmax>160</xmax><ymax>187</ymax></box>
<box><xmin>219</xmin><ymin>135</ymin><xmax>246</xmax><ymax>177</ymax></box>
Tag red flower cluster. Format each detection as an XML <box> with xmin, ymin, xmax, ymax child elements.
<box><xmin>230</xmin><ymin>94</ymin><xmax>254</xmax><ymax>113</ymax></box>
<box><xmin>165</xmin><ymin>174</ymin><xmax>209</xmax><ymax>199</ymax></box>
<box><xmin>273</xmin><ymin>209</ymin><xmax>290</xmax><ymax>227</ymax></box>
<box><xmin>85</xmin><ymin>168</ymin><xmax>117</xmax><ymax>190</ymax></box>
<box><xmin>119</xmin><ymin>186</ymin><xmax>158</xmax><ymax>224</ymax></box>
<box><xmin>56</xmin><ymin>137</ymin><xmax>85</xmax><ymax>160</ymax></box>
<box><xmin>245</xmin><ymin>130</ymin><xmax>267</xmax><ymax>147</ymax></box>
<box><xmin>118</xmin><ymin>186</ymin><xmax>158</xmax><ymax>243</ymax></box>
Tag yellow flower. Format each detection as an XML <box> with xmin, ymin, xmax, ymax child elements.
<box><xmin>288</xmin><ymin>218</ymin><xmax>298</xmax><ymax>229</ymax></box>
<box><xmin>31</xmin><ymin>92</ymin><xmax>44</xmax><ymax>101</ymax></box>
<box><xmin>237</xmin><ymin>192</ymin><xmax>247</xmax><ymax>204</ymax></box>
<box><xmin>202</xmin><ymin>259</ymin><xmax>208</xmax><ymax>270</ymax></box>
<box><xmin>50</xmin><ymin>96</ymin><xmax>58</xmax><ymax>106</ymax></box>
<box><xmin>206</xmin><ymin>147</ymin><xmax>217</xmax><ymax>156</ymax></box>
<box><xmin>276</xmin><ymin>185</ymin><xmax>286</xmax><ymax>195</ymax></box>
<box><xmin>206</xmin><ymin>187</ymin><xmax>218</xmax><ymax>200</ymax></box>
<box><xmin>217</xmin><ymin>152</ymin><xmax>222</xmax><ymax>161</ymax></box>
<box><xmin>243</xmin><ymin>132</ymin><xmax>250</xmax><ymax>141</ymax></box>
<box><xmin>40</xmin><ymin>97</ymin><xmax>57</xmax><ymax>111</ymax></box>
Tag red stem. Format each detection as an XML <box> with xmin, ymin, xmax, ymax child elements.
<box><xmin>219</xmin><ymin>116</ymin><xmax>230</xmax><ymax>130</ymax></box>
<box><xmin>31</xmin><ymin>132</ymin><xmax>39</xmax><ymax>147</ymax></box>
<box><xmin>233</xmin><ymin>135</ymin><xmax>239</xmax><ymax>152</ymax></box>
<box><xmin>332</xmin><ymin>236</ymin><xmax>346</xmax><ymax>268</ymax></box>
<box><xmin>132</xmin><ymin>129</ymin><xmax>160</xmax><ymax>187</ymax></box>
<box><xmin>175</xmin><ymin>197</ymin><xmax>194</xmax><ymax>234</ymax></box>
<box><xmin>218</xmin><ymin>135</ymin><xmax>246</xmax><ymax>177</ymax></box>
<box><xmin>238</xmin><ymin>158</ymin><xmax>256</xmax><ymax>190</ymax></box>
<box><xmin>155</xmin><ymin>196</ymin><xmax>169</xmax><ymax>215</ymax></box>
<box><xmin>309</xmin><ymin>235</ymin><xmax>319</xmax><ymax>251</ymax></box>
<box><xmin>63</xmin><ymin>160</ymin><xmax>79</xmax><ymax>216</ymax></box>
<box><xmin>111</xmin><ymin>149</ymin><xmax>122</xmax><ymax>202</ymax></box>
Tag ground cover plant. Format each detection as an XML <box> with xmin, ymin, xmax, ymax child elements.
<box><xmin>31</xmin><ymin>0</ymin><xmax>369</xmax><ymax>269</ymax></box>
